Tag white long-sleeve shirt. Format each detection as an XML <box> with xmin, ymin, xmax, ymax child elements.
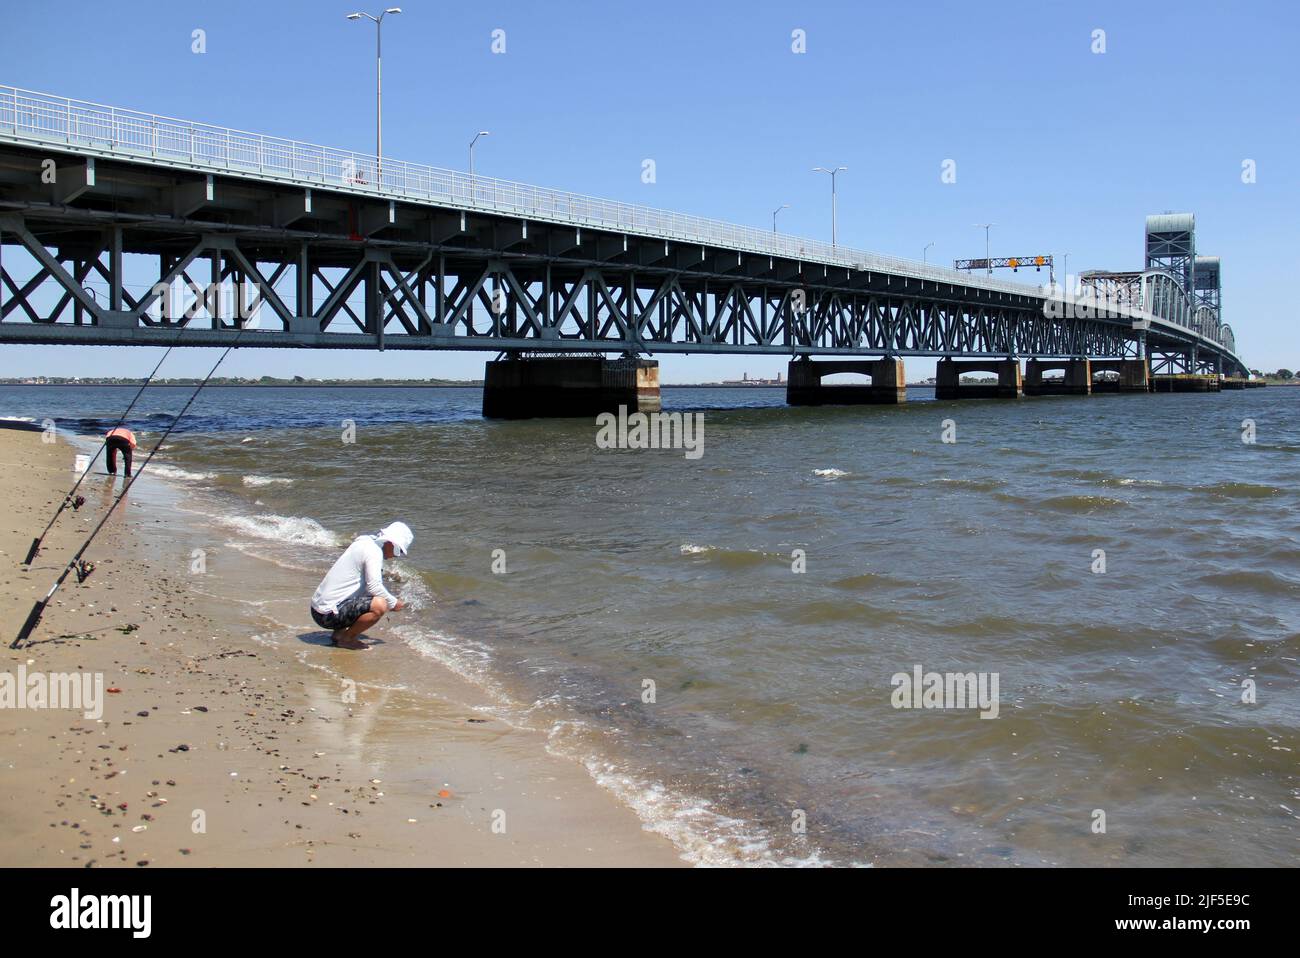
<box><xmin>311</xmin><ymin>535</ymin><xmax>399</xmax><ymax>614</ymax></box>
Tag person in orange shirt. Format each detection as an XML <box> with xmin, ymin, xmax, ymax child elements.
<box><xmin>105</xmin><ymin>426</ymin><xmax>137</xmax><ymax>478</ymax></box>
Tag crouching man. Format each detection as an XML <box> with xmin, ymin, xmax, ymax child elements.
<box><xmin>310</xmin><ymin>521</ymin><xmax>413</xmax><ymax>649</ymax></box>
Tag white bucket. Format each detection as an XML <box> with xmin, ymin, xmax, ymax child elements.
<box><xmin>74</xmin><ymin>453</ymin><xmax>90</xmax><ymax>475</ymax></box>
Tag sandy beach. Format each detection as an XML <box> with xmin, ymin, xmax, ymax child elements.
<box><xmin>0</xmin><ymin>427</ymin><xmax>684</xmax><ymax>867</ymax></box>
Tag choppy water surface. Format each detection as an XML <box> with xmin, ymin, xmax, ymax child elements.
<box><xmin>5</xmin><ymin>383</ymin><xmax>1297</xmax><ymax>866</ymax></box>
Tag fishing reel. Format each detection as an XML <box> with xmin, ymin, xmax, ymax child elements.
<box><xmin>74</xmin><ymin>560</ymin><xmax>95</xmax><ymax>584</ymax></box>
<box><xmin>65</xmin><ymin>494</ymin><xmax>86</xmax><ymax>512</ymax></box>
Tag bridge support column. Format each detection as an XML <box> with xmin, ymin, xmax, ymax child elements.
<box><xmin>935</xmin><ymin>359</ymin><xmax>1022</xmax><ymax>400</ymax></box>
<box><xmin>1023</xmin><ymin>359</ymin><xmax>1091</xmax><ymax>396</ymax></box>
<box><xmin>482</xmin><ymin>356</ymin><xmax>660</xmax><ymax>419</ymax></box>
<box><xmin>785</xmin><ymin>357</ymin><xmax>906</xmax><ymax>406</ymax></box>
<box><xmin>1089</xmin><ymin>359</ymin><xmax>1150</xmax><ymax>393</ymax></box>
<box><xmin>1119</xmin><ymin>358</ymin><xmax>1151</xmax><ymax>392</ymax></box>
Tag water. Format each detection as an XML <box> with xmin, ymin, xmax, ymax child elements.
<box><xmin>4</xmin><ymin>383</ymin><xmax>1297</xmax><ymax>866</ymax></box>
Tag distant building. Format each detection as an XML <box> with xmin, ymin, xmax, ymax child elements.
<box><xmin>720</xmin><ymin>371</ymin><xmax>784</xmax><ymax>386</ymax></box>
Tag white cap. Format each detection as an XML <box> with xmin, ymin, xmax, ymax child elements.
<box><xmin>378</xmin><ymin>521</ymin><xmax>413</xmax><ymax>556</ymax></box>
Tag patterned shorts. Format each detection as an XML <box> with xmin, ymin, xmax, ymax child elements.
<box><xmin>311</xmin><ymin>591</ymin><xmax>374</xmax><ymax>631</ymax></box>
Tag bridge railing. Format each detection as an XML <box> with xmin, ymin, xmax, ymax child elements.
<box><xmin>0</xmin><ymin>84</ymin><xmax>1047</xmax><ymax>298</ymax></box>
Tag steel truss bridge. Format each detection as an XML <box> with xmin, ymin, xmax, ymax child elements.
<box><xmin>0</xmin><ymin>86</ymin><xmax>1248</xmax><ymax>378</ymax></box>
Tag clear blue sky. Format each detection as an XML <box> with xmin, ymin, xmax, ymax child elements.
<box><xmin>1</xmin><ymin>0</ymin><xmax>1295</xmax><ymax>381</ymax></box>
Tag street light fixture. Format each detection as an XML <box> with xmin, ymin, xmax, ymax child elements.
<box><xmin>346</xmin><ymin>8</ymin><xmax>402</xmax><ymax>180</ymax></box>
<box><xmin>772</xmin><ymin>204</ymin><xmax>790</xmax><ymax>233</ymax></box>
<box><xmin>923</xmin><ymin>242</ymin><xmax>934</xmax><ymax>264</ymax></box>
<box><xmin>812</xmin><ymin>166</ymin><xmax>847</xmax><ymax>246</ymax></box>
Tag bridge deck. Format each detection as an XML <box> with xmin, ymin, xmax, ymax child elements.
<box><xmin>0</xmin><ymin>84</ymin><xmax>1248</xmax><ymax>377</ymax></box>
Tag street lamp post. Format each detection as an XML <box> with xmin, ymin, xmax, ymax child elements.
<box><xmin>469</xmin><ymin>130</ymin><xmax>490</xmax><ymax>199</ymax></box>
<box><xmin>974</xmin><ymin>223</ymin><xmax>994</xmax><ymax>275</ymax></box>
<box><xmin>923</xmin><ymin>242</ymin><xmax>934</xmax><ymax>264</ymax></box>
<box><xmin>346</xmin><ymin>7</ymin><xmax>402</xmax><ymax>182</ymax></box>
<box><xmin>772</xmin><ymin>204</ymin><xmax>790</xmax><ymax>233</ymax></box>
<box><xmin>812</xmin><ymin>166</ymin><xmax>847</xmax><ymax>246</ymax></box>
<box><xmin>469</xmin><ymin>131</ymin><xmax>491</xmax><ymax>178</ymax></box>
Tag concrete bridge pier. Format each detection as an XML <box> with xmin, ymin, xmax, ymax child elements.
<box><xmin>1089</xmin><ymin>359</ymin><xmax>1151</xmax><ymax>393</ymax></box>
<box><xmin>482</xmin><ymin>356</ymin><xmax>661</xmax><ymax>419</ymax></box>
<box><xmin>785</xmin><ymin>357</ymin><xmax>906</xmax><ymax>405</ymax></box>
<box><xmin>1120</xmin><ymin>359</ymin><xmax>1152</xmax><ymax>392</ymax></box>
<box><xmin>1023</xmin><ymin>359</ymin><xmax>1091</xmax><ymax>396</ymax></box>
<box><xmin>935</xmin><ymin>358</ymin><xmax>1022</xmax><ymax>400</ymax></box>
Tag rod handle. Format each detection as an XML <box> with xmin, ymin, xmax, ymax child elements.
<box><xmin>12</xmin><ymin>600</ymin><xmax>47</xmax><ymax>649</ymax></box>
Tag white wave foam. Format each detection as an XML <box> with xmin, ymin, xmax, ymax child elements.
<box><xmin>680</xmin><ymin>543</ymin><xmax>714</xmax><ymax>555</ymax></box>
<box><xmin>148</xmin><ymin>464</ymin><xmax>217</xmax><ymax>482</ymax></box>
<box><xmin>557</xmin><ymin>735</ymin><xmax>842</xmax><ymax>868</ymax></box>
<box><xmin>217</xmin><ymin>513</ymin><xmax>341</xmax><ymax>548</ymax></box>
<box><xmin>813</xmin><ymin>468</ymin><xmax>848</xmax><ymax>478</ymax></box>
<box><xmin>400</xmin><ymin>625</ymin><xmax>501</xmax><ymax>690</ymax></box>
<box><xmin>242</xmin><ymin>474</ymin><xmax>294</xmax><ymax>487</ymax></box>
<box><xmin>386</xmin><ymin>561</ymin><xmax>435</xmax><ymax>611</ymax></box>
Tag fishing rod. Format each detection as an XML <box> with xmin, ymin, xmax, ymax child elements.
<box><xmin>22</xmin><ymin>337</ymin><xmax>183</xmax><ymax>566</ymax></box>
<box><xmin>13</xmin><ymin>338</ymin><xmax>243</xmax><ymax>650</ymax></box>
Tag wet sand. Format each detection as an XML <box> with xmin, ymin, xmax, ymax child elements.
<box><xmin>0</xmin><ymin>427</ymin><xmax>684</xmax><ymax>867</ymax></box>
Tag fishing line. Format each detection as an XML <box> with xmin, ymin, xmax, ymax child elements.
<box><xmin>13</xmin><ymin>331</ymin><xmax>246</xmax><ymax>650</ymax></box>
<box><xmin>22</xmin><ymin>335</ymin><xmax>183</xmax><ymax>565</ymax></box>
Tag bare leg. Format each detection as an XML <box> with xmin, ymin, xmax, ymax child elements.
<box><xmin>331</xmin><ymin>596</ymin><xmax>387</xmax><ymax>649</ymax></box>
